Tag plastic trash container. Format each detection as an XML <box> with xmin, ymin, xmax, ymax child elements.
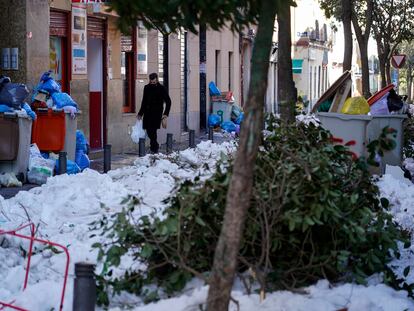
<box><xmin>32</xmin><ymin>108</ymin><xmax>66</xmax><ymax>152</ymax></box>
<box><xmin>63</xmin><ymin>112</ymin><xmax>78</xmax><ymax>161</ymax></box>
<box><xmin>0</xmin><ymin>112</ymin><xmax>32</xmax><ymax>182</ymax></box>
<box><xmin>212</xmin><ymin>101</ymin><xmax>233</xmax><ymax>123</ymax></box>
<box><xmin>31</xmin><ymin>109</ymin><xmax>78</xmax><ymax>161</ymax></box>
<box><xmin>366</xmin><ymin>114</ymin><xmax>407</xmax><ymax>166</ymax></box>
<box><xmin>317</xmin><ymin>113</ymin><xmax>372</xmax><ymax>158</ymax></box>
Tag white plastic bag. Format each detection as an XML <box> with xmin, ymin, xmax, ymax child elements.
<box><xmin>131</xmin><ymin>120</ymin><xmax>146</xmax><ymax>143</ymax></box>
<box><xmin>370</xmin><ymin>92</ymin><xmax>390</xmax><ymax>115</ymax></box>
<box><xmin>0</xmin><ymin>173</ymin><xmax>22</xmax><ymax>187</ymax></box>
<box><xmin>28</xmin><ymin>144</ymin><xmax>55</xmax><ymax>185</ymax></box>
<box><xmin>27</xmin><ymin>157</ymin><xmax>55</xmax><ymax>185</ymax></box>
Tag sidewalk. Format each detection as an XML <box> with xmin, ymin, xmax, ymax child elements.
<box><xmin>90</xmin><ymin>131</ymin><xmax>231</xmax><ymax>172</ymax></box>
<box><xmin>0</xmin><ymin>131</ymin><xmax>233</xmax><ymax>199</ymax></box>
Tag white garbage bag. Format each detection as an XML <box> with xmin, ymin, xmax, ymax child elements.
<box><xmin>131</xmin><ymin>120</ymin><xmax>146</xmax><ymax>143</ymax></box>
<box><xmin>27</xmin><ymin>144</ymin><xmax>55</xmax><ymax>185</ymax></box>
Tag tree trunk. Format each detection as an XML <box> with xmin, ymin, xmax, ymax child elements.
<box><xmin>408</xmin><ymin>63</ymin><xmax>413</xmax><ymax>103</ymax></box>
<box><xmin>359</xmin><ymin>40</ymin><xmax>371</xmax><ymax>98</ymax></box>
<box><xmin>206</xmin><ymin>1</ymin><xmax>278</xmax><ymax>310</ymax></box>
<box><xmin>386</xmin><ymin>60</ymin><xmax>392</xmax><ymax>85</ymax></box>
<box><xmin>342</xmin><ymin>0</ymin><xmax>353</xmax><ymax>72</ymax></box>
<box><xmin>278</xmin><ymin>1</ymin><xmax>296</xmax><ymax>122</ymax></box>
<box><xmin>378</xmin><ymin>54</ymin><xmax>387</xmax><ymax>89</ymax></box>
<box><xmin>351</xmin><ymin>0</ymin><xmax>373</xmax><ymax>98</ymax></box>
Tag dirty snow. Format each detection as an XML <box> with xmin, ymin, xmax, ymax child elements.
<box><xmin>2</xmin><ymin>139</ymin><xmax>414</xmax><ymax>311</ymax></box>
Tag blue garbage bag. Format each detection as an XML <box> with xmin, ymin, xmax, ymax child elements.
<box><xmin>208</xmin><ymin>114</ymin><xmax>221</xmax><ymax>127</ymax></box>
<box><xmin>76</xmin><ymin>130</ymin><xmax>89</xmax><ymax>153</ymax></box>
<box><xmin>208</xmin><ymin>81</ymin><xmax>221</xmax><ymax>96</ymax></box>
<box><xmin>37</xmin><ymin>71</ymin><xmax>61</xmax><ymax>95</ymax></box>
<box><xmin>0</xmin><ymin>104</ymin><xmax>13</xmax><ymax>113</ymax></box>
<box><xmin>55</xmin><ymin>159</ymin><xmax>81</xmax><ymax>175</ymax></box>
<box><xmin>235</xmin><ymin>112</ymin><xmax>244</xmax><ymax>125</ymax></box>
<box><xmin>75</xmin><ymin>150</ymin><xmax>90</xmax><ymax>171</ymax></box>
<box><xmin>221</xmin><ymin>121</ymin><xmax>237</xmax><ymax>133</ymax></box>
<box><xmin>22</xmin><ymin>103</ymin><xmax>36</xmax><ymax>120</ymax></box>
<box><xmin>52</xmin><ymin>92</ymin><xmax>78</xmax><ymax>109</ymax></box>
<box><xmin>0</xmin><ymin>83</ymin><xmax>29</xmax><ymax>109</ymax></box>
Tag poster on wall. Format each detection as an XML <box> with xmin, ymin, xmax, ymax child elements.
<box><xmin>137</xmin><ymin>21</ymin><xmax>148</xmax><ymax>74</ymax></box>
<box><xmin>50</xmin><ymin>37</ymin><xmax>62</xmax><ymax>82</ymax></box>
<box><xmin>72</xmin><ymin>5</ymin><xmax>87</xmax><ymax>74</ymax></box>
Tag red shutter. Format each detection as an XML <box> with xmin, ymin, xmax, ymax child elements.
<box><xmin>50</xmin><ymin>10</ymin><xmax>68</xmax><ymax>37</ymax></box>
<box><xmin>87</xmin><ymin>17</ymin><xmax>105</xmax><ymax>40</ymax></box>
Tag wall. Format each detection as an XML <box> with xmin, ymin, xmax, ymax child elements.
<box><xmin>26</xmin><ymin>0</ymin><xmax>50</xmax><ymax>89</ymax></box>
<box><xmin>206</xmin><ymin>28</ymin><xmax>241</xmax><ymax>113</ymax></box>
<box><xmin>0</xmin><ymin>0</ymin><xmax>27</xmax><ymax>83</ymax></box>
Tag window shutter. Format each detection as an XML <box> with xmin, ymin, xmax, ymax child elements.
<box><xmin>87</xmin><ymin>17</ymin><xmax>105</xmax><ymax>40</ymax></box>
<box><xmin>50</xmin><ymin>10</ymin><xmax>68</xmax><ymax>37</ymax></box>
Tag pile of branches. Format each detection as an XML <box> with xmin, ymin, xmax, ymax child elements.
<box><xmin>93</xmin><ymin>116</ymin><xmax>410</xmax><ymax>305</ymax></box>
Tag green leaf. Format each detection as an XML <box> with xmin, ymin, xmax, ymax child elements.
<box><xmin>195</xmin><ymin>216</ymin><xmax>207</xmax><ymax>227</ymax></box>
<box><xmin>404</xmin><ymin>266</ymin><xmax>410</xmax><ymax>277</ymax></box>
<box><xmin>141</xmin><ymin>244</ymin><xmax>153</xmax><ymax>258</ymax></box>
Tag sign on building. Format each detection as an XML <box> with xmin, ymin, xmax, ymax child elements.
<box><xmin>72</xmin><ymin>6</ymin><xmax>87</xmax><ymax>74</ymax></box>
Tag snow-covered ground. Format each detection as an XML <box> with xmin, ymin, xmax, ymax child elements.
<box><xmin>1</xmin><ymin>139</ymin><xmax>414</xmax><ymax>311</ymax></box>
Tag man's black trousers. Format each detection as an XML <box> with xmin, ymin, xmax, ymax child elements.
<box><xmin>146</xmin><ymin>128</ymin><xmax>159</xmax><ymax>153</ymax></box>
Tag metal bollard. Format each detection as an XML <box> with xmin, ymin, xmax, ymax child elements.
<box><xmin>189</xmin><ymin>129</ymin><xmax>195</xmax><ymax>148</ymax></box>
<box><xmin>103</xmin><ymin>144</ymin><xmax>111</xmax><ymax>173</ymax></box>
<box><xmin>58</xmin><ymin>152</ymin><xmax>67</xmax><ymax>175</ymax></box>
<box><xmin>166</xmin><ymin>133</ymin><xmax>173</xmax><ymax>154</ymax></box>
<box><xmin>139</xmin><ymin>138</ymin><xmax>146</xmax><ymax>157</ymax></box>
<box><xmin>208</xmin><ymin>126</ymin><xmax>214</xmax><ymax>142</ymax></box>
<box><xmin>73</xmin><ymin>262</ymin><xmax>96</xmax><ymax>311</ymax></box>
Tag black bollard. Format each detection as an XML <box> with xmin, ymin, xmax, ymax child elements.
<box><xmin>139</xmin><ymin>138</ymin><xmax>146</xmax><ymax>157</ymax></box>
<box><xmin>189</xmin><ymin>129</ymin><xmax>195</xmax><ymax>148</ymax></box>
<box><xmin>166</xmin><ymin>133</ymin><xmax>173</xmax><ymax>154</ymax></box>
<box><xmin>103</xmin><ymin>144</ymin><xmax>111</xmax><ymax>173</ymax></box>
<box><xmin>58</xmin><ymin>152</ymin><xmax>67</xmax><ymax>175</ymax></box>
<box><xmin>73</xmin><ymin>262</ymin><xmax>96</xmax><ymax>311</ymax></box>
<box><xmin>208</xmin><ymin>126</ymin><xmax>214</xmax><ymax>142</ymax></box>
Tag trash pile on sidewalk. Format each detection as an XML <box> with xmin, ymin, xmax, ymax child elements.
<box><xmin>207</xmin><ymin>81</ymin><xmax>244</xmax><ymax>136</ymax></box>
<box><xmin>0</xmin><ymin>71</ymin><xmax>87</xmax><ymax>187</ymax></box>
<box><xmin>311</xmin><ymin>71</ymin><xmax>409</xmax><ymax>173</ymax></box>
<box><xmin>0</xmin><ymin>76</ymin><xmax>35</xmax><ymax>119</ymax></box>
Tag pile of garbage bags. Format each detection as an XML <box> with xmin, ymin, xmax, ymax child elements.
<box><xmin>208</xmin><ymin>104</ymin><xmax>244</xmax><ymax>134</ymax></box>
<box><xmin>0</xmin><ymin>75</ymin><xmax>36</xmax><ymax>120</ymax></box>
<box><xmin>31</xmin><ymin>71</ymin><xmax>78</xmax><ymax>116</ymax></box>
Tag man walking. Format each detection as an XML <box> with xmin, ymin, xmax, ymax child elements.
<box><xmin>137</xmin><ymin>73</ymin><xmax>171</xmax><ymax>153</ymax></box>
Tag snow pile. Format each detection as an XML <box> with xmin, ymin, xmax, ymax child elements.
<box><xmin>296</xmin><ymin>114</ymin><xmax>320</xmax><ymax>127</ymax></box>
<box><xmin>109</xmin><ymin>280</ymin><xmax>414</xmax><ymax>311</ymax></box>
<box><xmin>377</xmin><ymin>173</ymin><xmax>414</xmax><ymax>285</ymax></box>
<box><xmin>0</xmin><ymin>141</ymin><xmax>236</xmax><ymax>311</ymax></box>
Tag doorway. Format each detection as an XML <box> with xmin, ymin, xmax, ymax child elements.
<box><xmin>87</xmin><ymin>37</ymin><xmax>104</xmax><ymax>149</ymax></box>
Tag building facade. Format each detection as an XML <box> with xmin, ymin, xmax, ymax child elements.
<box><xmin>0</xmin><ymin>0</ymin><xmax>242</xmax><ymax>154</ymax></box>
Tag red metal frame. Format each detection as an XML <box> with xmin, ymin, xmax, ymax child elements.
<box><xmin>0</xmin><ymin>223</ymin><xmax>70</xmax><ymax>311</ymax></box>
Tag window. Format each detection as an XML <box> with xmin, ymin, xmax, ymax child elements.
<box><xmin>309</xmin><ymin>66</ymin><xmax>313</xmax><ymax>102</ymax></box>
<box><xmin>215</xmin><ymin>50</ymin><xmax>221</xmax><ymax>87</ymax></box>
<box><xmin>158</xmin><ymin>31</ymin><xmax>164</xmax><ymax>84</ymax></box>
<box><xmin>318</xmin><ymin>66</ymin><xmax>321</xmax><ymax>98</ymax></box>
<box><xmin>228</xmin><ymin>52</ymin><xmax>233</xmax><ymax>91</ymax></box>
<box><xmin>314</xmin><ymin>66</ymin><xmax>317</xmax><ymax>102</ymax></box>
<box><xmin>121</xmin><ymin>30</ymin><xmax>136</xmax><ymax>113</ymax></box>
<box><xmin>180</xmin><ymin>31</ymin><xmax>188</xmax><ymax>131</ymax></box>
